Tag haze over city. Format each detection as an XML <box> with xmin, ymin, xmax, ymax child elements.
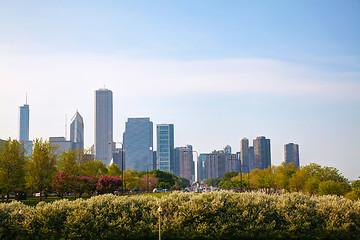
<box><xmin>0</xmin><ymin>1</ymin><xmax>359</xmax><ymax>179</ymax></box>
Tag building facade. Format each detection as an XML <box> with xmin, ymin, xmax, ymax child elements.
<box><xmin>19</xmin><ymin>104</ymin><xmax>29</xmax><ymax>141</ymax></box>
<box><xmin>123</xmin><ymin>118</ymin><xmax>153</xmax><ymax>172</ymax></box>
<box><xmin>70</xmin><ymin>111</ymin><xmax>84</xmax><ymax>150</ymax></box>
<box><xmin>249</xmin><ymin>146</ymin><xmax>254</xmax><ymax>172</ymax></box>
<box><xmin>156</xmin><ymin>124</ymin><xmax>174</xmax><ymax>173</ymax></box>
<box><xmin>94</xmin><ymin>88</ymin><xmax>113</xmax><ymax>166</ymax></box>
<box><xmin>240</xmin><ymin>138</ymin><xmax>250</xmax><ymax>174</ymax></box>
<box><xmin>204</xmin><ymin>150</ymin><xmax>239</xmax><ymax>179</ymax></box>
<box><xmin>253</xmin><ymin>136</ymin><xmax>271</xmax><ymax>170</ymax></box>
<box><xmin>175</xmin><ymin>145</ymin><xmax>194</xmax><ymax>181</ymax></box>
<box><xmin>284</xmin><ymin>143</ymin><xmax>300</xmax><ymax>168</ymax></box>
<box><xmin>49</xmin><ymin>137</ymin><xmax>74</xmax><ymax>155</ymax></box>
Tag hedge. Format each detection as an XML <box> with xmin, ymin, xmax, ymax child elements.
<box><xmin>0</xmin><ymin>191</ymin><xmax>359</xmax><ymax>239</ymax></box>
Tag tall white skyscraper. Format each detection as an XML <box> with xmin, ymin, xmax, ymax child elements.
<box><xmin>19</xmin><ymin>104</ymin><xmax>29</xmax><ymax>141</ymax></box>
<box><xmin>123</xmin><ymin>118</ymin><xmax>153</xmax><ymax>172</ymax></box>
<box><xmin>70</xmin><ymin>111</ymin><xmax>84</xmax><ymax>150</ymax></box>
<box><xmin>94</xmin><ymin>88</ymin><xmax>113</xmax><ymax>166</ymax></box>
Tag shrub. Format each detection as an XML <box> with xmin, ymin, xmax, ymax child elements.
<box><xmin>0</xmin><ymin>192</ymin><xmax>359</xmax><ymax>239</ymax></box>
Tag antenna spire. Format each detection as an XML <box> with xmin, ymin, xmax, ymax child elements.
<box><xmin>65</xmin><ymin>114</ymin><xmax>67</xmax><ymax>139</ymax></box>
<box><xmin>26</xmin><ymin>92</ymin><xmax>27</xmax><ymax>104</ymax></box>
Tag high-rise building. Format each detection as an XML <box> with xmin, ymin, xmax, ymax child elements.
<box><xmin>19</xmin><ymin>104</ymin><xmax>29</xmax><ymax>141</ymax></box>
<box><xmin>224</xmin><ymin>145</ymin><xmax>231</xmax><ymax>154</ymax></box>
<box><xmin>19</xmin><ymin>102</ymin><xmax>32</xmax><ymax>155</ymax></box>
<box><xmin>156</xmin><ymin>124</ymin><xmax>174</xmax><ymax>173</ymax></box>
<box><xmin>253</xmin><ymin>136</ymin><xmax>271</xmax><ymax>170</ymax></box>
<box><xmin>94</xmin><ymin>88</ymin><xmax>113</xmax><ymax>166</ymax></box>
<box><xmin>248</xmin><ymin>146</ymin><xmax>254</xmax><ymax>172</ymax></box>
<box><xmin>49</xmin><ymin>137</ymin><xmax>74</xmax><ymax>155</ymax></box>
<box><xmin>175</xmin><ymin>145</ymin><xmax>194</xmax><ymax>181</ymax></box>
<box><xmin>204</xmin><ymin>150</ymin><xmax>238</xmax><ymax>179</ymax></box>
<box><xmin>198</xmin><ymin>153</ymin><xmax>206</xmax><ymax>181</ymax></box>
<box><xmin>284</xmin><ymin>143</ymin><xmax>300</xmax><ymax>168</ymax></box>
<box><xmin>123</xmin><ymin>118</ymin><xmax>153</xmax><ymax>172</ymax></box>
<box><xmin>240</xmin><ymin>138</ymin><xmax>250</xmax><ymax>174</ymax></box>
<box><xmin>70</xmin><ymin>111</ymin><xmax>84</xmax><ymax>150</ymax></box>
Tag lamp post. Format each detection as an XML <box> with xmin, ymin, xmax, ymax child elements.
<box><xmin>112</xmin><ymin>142</ymin><xmax>125</xmax><ymax>194</ymax></box>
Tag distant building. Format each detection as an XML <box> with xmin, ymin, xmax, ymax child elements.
<box><xmin>19</xmin><ymin>104</ymin><xmax>29</xmax><ymax>141</ymax></box>
<box><xmin>70</xmin><ymin>111</ymin><xmax>84</xmax><ymax>150</ymax></box>
<box><xmin>224</xmin><ymin>145</ymin><xmax>231</xmax><ymax>154</ymax></box>
<box><xmin>240</xmin><ymin>138</ymin><xmax>250</xmax><ymax>174</ymax></box>
<box><xmin>249</xmin><ymin>146</ymin><xmax>254</xmax><ymax>172</ymax></box>
<box><xmin>156</xmin><ymin>124</ymin><xmax>174</xmax><ymax>173</ymax></box>
<box><xmin>198</xmin><ymin>154</ymin><xmax>207</xmax><ymax>181</ymax></box>
<box><xmin>123</xmin><ymin>118</ymin><xmax>153</xmax><ymax>172</ymax></box>
<box><xmin>112</xmin><ymin>147</ymin><xmax>123</xmax><ymax>168</ymax></box>
<box><xmin>284</xmin><ymin>143</ymin><xmax>300</xmax><ymax>167</ymax></box>
<box><xmin>253</xmin><ymin>136</ymin><xmax>271</xmax><ymax>170</ymax></box>
<box><xmin>175</xmin><ymin>145</ymin><xmax>194</xmax><ymax>181</ymax></box>
<box><xmin>153</xmin><ymin>151</ymin><xmax>157</xmax><ymax>170</ymax></box>
<box><xmin>94</xmin><ymin>88</ymin><xmax>113</xmax><ymax>166</ymax></box>
<box><xmin>204</xmin><ymin>150</ymin><xmax>239</xmax><ymax>179</ymax></box>
<box><xmin>49</xmin><ymin>137</ymin><xmax>74</xmax><ymax>155</ymax></box>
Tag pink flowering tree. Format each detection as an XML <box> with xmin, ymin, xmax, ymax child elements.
<box><xmin>96</xmin><ymin>175</ymin><xmax>123</xmax><ymax>194</ymax></box>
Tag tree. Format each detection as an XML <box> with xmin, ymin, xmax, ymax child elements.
<box><xmin>139</xmin><ymin>174</ymin><xmax>158</xmax><ymax>192</ymax></box>
<box><xmin>303</xmin><ymin>177</ymin><xmax>320</xmax><ymax>195</ymax></box>
<box><xmin>96</xmin><ymin>175</ymin><xmax>122</xmax><ymax>194</ymax></box>
<box><xmin>203</xmin><ymin>177</ymin><xmax>221</xmax><ymax>187</ymax></box>
<box><xmin>27</xmin><ymin>139</ymin><xmax>58</xmax><ymax>201</ymax></box>
<box><xmin>318</xmin><ymin>180</ymin><xmax>351</xmax><ymax>196</ymax></box>
<box><xmin>82</xmin><ymin>160</ymin><xmax>108</xmax><ymax>177</ymax></box>
<box><xmin>0</xmin><ymin>139</ymin><xmax>27</xmax><ymax>201</ymax></box>
<box><xmin>108</xmin><ymin>163</ymin><xmax>121</xmax><ymax>177</ymax></box>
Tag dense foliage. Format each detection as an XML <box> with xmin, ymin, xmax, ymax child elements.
<box><xmin>0</xmin><ymin>139</ymin><xmax>190</xmax><ymax>200</ymax></box>
<box><xmin>204</xmin><ymin>162</ymin><xmax>358</xmax><ymax>199</ymax></box>
<box><xmin>0</xmin><ymin>191</ymin><xmax>359</xmax><ymax>240</ymax></box>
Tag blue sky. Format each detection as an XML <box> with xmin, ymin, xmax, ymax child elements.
<box><xmin>0</xmin><ymin>0</ymin><xmax>359</xmax><ymax>179</ymax></box>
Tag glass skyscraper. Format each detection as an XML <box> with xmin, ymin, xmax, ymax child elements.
<box><xmin>94</xmin><ymin>88</ymin><xmax>113</xmax><ymax>166</ymax></box>
<box><xmin>123</xmin><ymin>118</ymin><xmax>153</xmax><ymax>172</ymax></box>
<box><xmin>156</xmin><ymin>124</ymin><xmax>174</xmax><ymax>173</ymax></box>
<box><xmin>253</xmin><ymin>136</ymin><xmax>271</xmax><ymax>170</ymax></box>
<box><xmin>70</xmin><ymin>111</ymin><xmax>84</xmax><ymax>150</ymax></box>
<box><xmin>19</xmin><ymin>104</ymin><xmax>29</xmax><ymax>141</ymax></box>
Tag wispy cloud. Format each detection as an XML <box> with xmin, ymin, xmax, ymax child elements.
<box><xmin>1</xmin><ymin>54</ymin><xmax>359</xmax><ymax>100</ymax></box>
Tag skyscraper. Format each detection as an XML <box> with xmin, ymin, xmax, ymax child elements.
<box><xmin>253</xmin><ymin>136</ymin><xmax>271</xmax><ymax>170</ymax></box>
<box><xmin>94</xmin><ymin>88</ymin><xmax>113</xmax><ymax>166</ymax></box>
<box><xmin>19</xmin><ymin>104</ymin><xmax>29</xmax><ymax>141</ymax></box>
<box><xmin>19</xmin><ymin>101</ymin><xmax>32</xmax><ymax>155</ymax></box>
<box><xmin>175</xmin><ymin>145</ymin><xmax>194</xmax><ymax>181</ymax></box>
<box><xmin>248</xmin><ymin>146</ymin><xmax>254</xmax><ymax>172</ymax></box>
<box><xmin>70</xmin><ymin>111</ymin><xmax>84</xmax><ymax>150</ymax></box>
<box><xmin>240</xmin><ymin>138</ymin><xmax>250</xmax><ymax>174</ymax></box>
<box><xmin>156</xmin><ymin>124</ymin><xmax>174</xmax><ymax>173</ymax></box>
<box><xmin>284</xmin><ymin>143</ymin><xmax>300</xmax><ymax>168</ymax></box>
<box><xmin>123</xmin><ymin>118</ymin><xmax>153</xmax><ymax>172</ymax></box>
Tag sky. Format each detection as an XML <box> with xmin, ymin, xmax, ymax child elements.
<box><xmin>0</xmin><ymin>0</ymin><xmax>359</xmax><ymax>179</ymax></box>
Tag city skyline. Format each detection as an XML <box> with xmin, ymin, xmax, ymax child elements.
<box><xmin>0</xmin><ymin>1</ymin><xmax>359</xmax><ymax>180</ymax></box>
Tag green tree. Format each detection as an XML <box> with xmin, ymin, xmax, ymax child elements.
<box><xmin>107</xmin><ymin>163</ymin><xmax>121</xmax><ymax>177</ymax></box>
<box><xmin>303</xmin><ymin>177</ymin><xmax>320</xmax><ymax>195</ymax></box>
<box><xmin>27</xmin><ymin>139</ymin><xmax>58</xmax><ymax>201</ymax></box>
<box><xmin>203</xmin><ymin>177</ymin><xmax>221</xmax><ymax>187</ymax></box>
<box><xmin>0</xmin><ymin>139</ymin><xmax>27</xmax><ymax>201</ymax></box>
<box><xmin>318</xmin><ymin>180</ymin><xmax>351</xmax><ymax>196</ymax></box>
<box><xmin>82</xmin><ymin>160</ymin><xmax>108</xmax><ymax>177</ymax></box>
